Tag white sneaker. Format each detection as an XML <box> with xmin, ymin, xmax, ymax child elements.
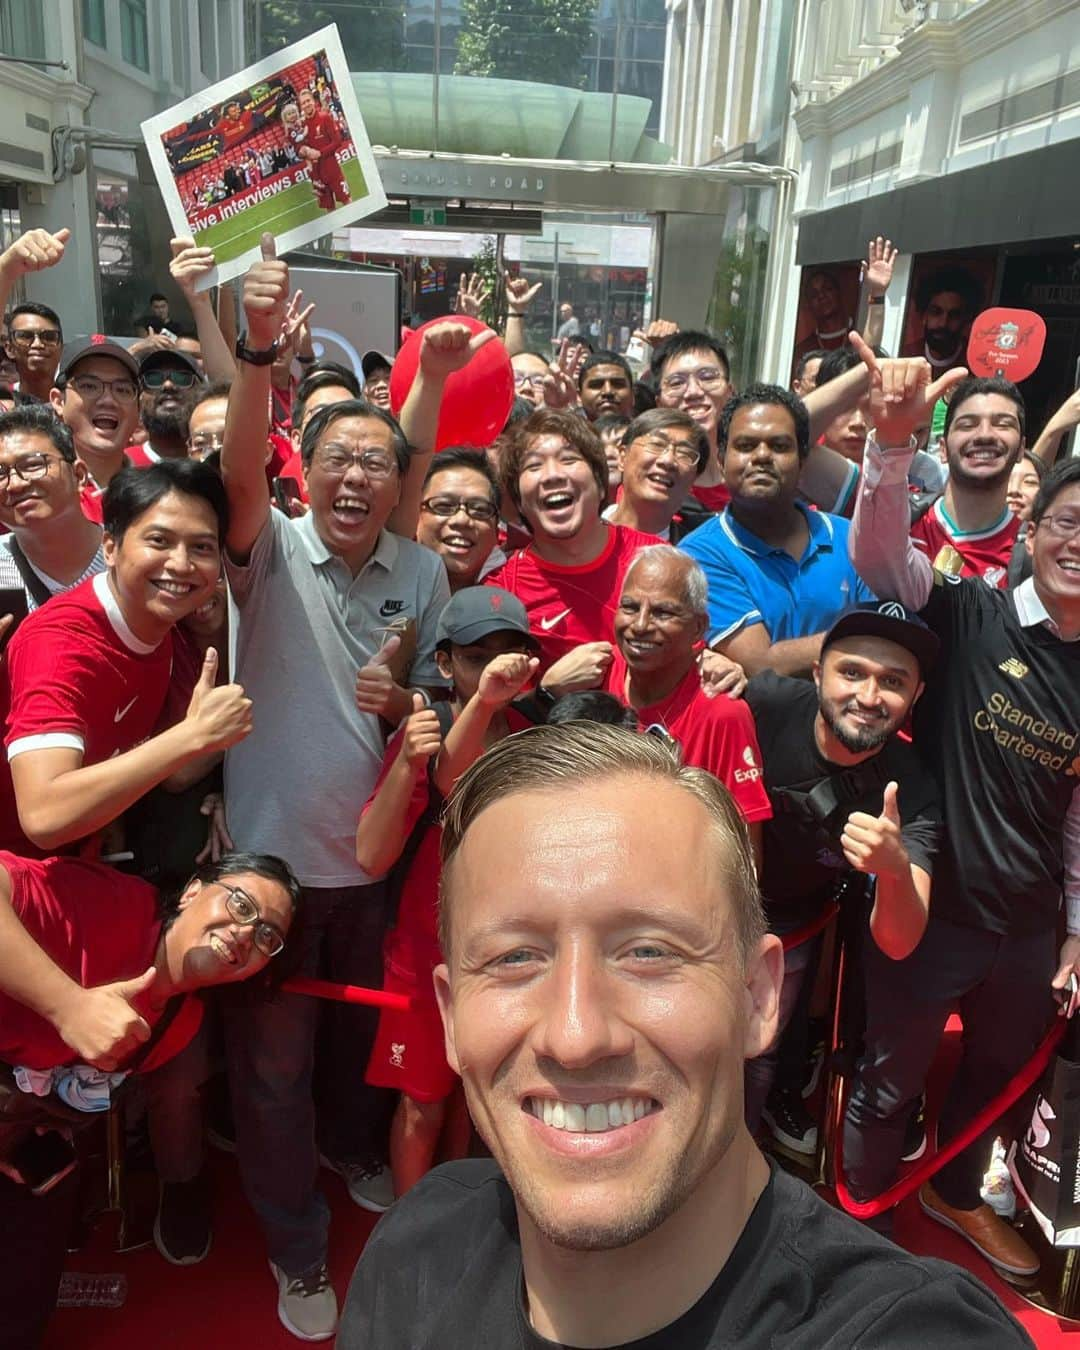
<box><xmin>320</xmin><ymin>1154</ymin><xmax>395</xmax><ymax>1213</ymax></box>
<box><xmin>980</xmin><ymin>1137</ymin><xmax>1017</xmax><ymax>1220</ymax></box>
<box><xmin>269</xmin><ymin>1261</ymin><xmax>338</xmax><ymax>1342</ymax></box>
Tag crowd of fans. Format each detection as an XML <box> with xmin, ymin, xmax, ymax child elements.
<box><xmin>0</xmin><ymin>221</ymin><xmax>1078</xmax><ymax>1348</ymax></box>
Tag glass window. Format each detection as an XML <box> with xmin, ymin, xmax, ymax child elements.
<box><xmin>120</xmin><ymin>0</ymin><xmax>149</xmax><ymax>71</ymax></box>
<box><xmin>0</xmin><ymin>0</ymin><xmax>46</xmax><ymax>61</ymax></box>
<box><xmin>198</xmin><ymin>0</ymin><xmax>216</xmax><ymax>79</ymax></box>
<box><xmin>82</xmin><ymin>0</ymin><xmax>107</xmax><ymax>48</ymax></box>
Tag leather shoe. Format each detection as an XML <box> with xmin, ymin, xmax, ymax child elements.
<box><xmin>918</xmin><ymin>1182</ymin><xmax>1040</xmax><ymax>1277</ymax></box>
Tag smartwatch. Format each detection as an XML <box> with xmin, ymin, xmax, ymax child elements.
<box><xmin>235</xmin><ymin>333</ymin><xmax>279</xmax><ymax>366</ymax></box>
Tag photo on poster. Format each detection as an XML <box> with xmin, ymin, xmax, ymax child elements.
<box><xmin>140</xmin><ymin>25</ymin><xmax>387</xmax><ymax>290</ymax></box>
<box><xmin>790</xmin><ymin>262</ymin><xmax>861</xmax><ymax>377</ymax></box>
<box><xmin>901</xmin><ymin>252</ymin><xmax>996</xmax><ymax>372</ymax></box>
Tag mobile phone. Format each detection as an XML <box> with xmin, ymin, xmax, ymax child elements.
<box><xmin>9</xmin><ymin>1130</ymin><xmax>78</xmax><ymax>1196</ymax></box>
<box><xmin>1056</xmin><ymin>972</ymin><xmax>1080</xmax><ymax>1019</ymax></box>
<box><xmin>0</xmin><ymin>586</ymin><xmax>29</xmax><ymax>645</ymax></box>
<box><xmin>272</xmin><ymin>476</ymin><xmax>301</xmax><ymax>514</ymax></box>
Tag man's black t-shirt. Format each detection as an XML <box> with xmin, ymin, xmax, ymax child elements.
<box><xmin>744</xmin><ymin>671</ymin><xmax>942</xmax><ymax>932</ymax></box>
<box><xmin>339</xmin><ymin>1159</ymin><xmax>1031</xmax><ymax>1348</ymax></box>
<box><xmin>915</xmin><ymin>575</ymin><xmax>1080</xmax><ymax>935</ymax></box>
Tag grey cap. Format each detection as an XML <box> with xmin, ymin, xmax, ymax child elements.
<box><xmin>435</xmin><ymin>586</ymin><xmax>538</xmax><ymax>650</ymax></box>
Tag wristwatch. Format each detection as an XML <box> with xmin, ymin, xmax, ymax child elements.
<box><xmin>867</xmin><ymin>296</ymin><xmax>885</xmax><ymax>306</ymax></box>
<box><xmin>235</xmin><ymin>333</ymin><xmax>279</xmax><ymax>366</ymax></box>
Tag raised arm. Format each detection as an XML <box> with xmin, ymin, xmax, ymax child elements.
<box><xmin>355</xmin><ymin>699</ymin><xmax>442</xmax><ymax>876</ymax></box>
<box><xmin>841</xmin><ymin>781</ymin><xmax>932</xmax><ymax>960</ymax></box>
<box><xmin>502</xmin><ymin>274</ymin><xmax>542</xmax><ymax>358</ymax></box>
<box><xmin>0</xmin><ymin>227</ymin><xmax>69</xmax><ymax>330</ymax></box>
<box><xmin>433</xmin><ymin>652</ymin><xmax>537</xmax><ymax>797</ymax></box>
<box><xmin>849</xmin><ymin>344</ymin><xmax>968</xmax><ymax>607</ymax></box>
<box><xmin>859</xmin><ymin>236</ymin><xmax>898</xmax><ymax>353</ymax></box>
<box><xmin>221</xmin><ymin>233</ymin><xmax>289</xmax><ymax>561</ymax></box>
<box><xmin>169</xmin><ymin>237</ymin><xmax>237</xmax><ymax>382</ymax></box>
<box><xmin>1030</xmin><ymin>387</ymin><xmax>1080</xmax><ymax>466</ymax></box>
<box><xmin>391</xmin><ymin>320</ymin><xmax>497</xmax><ymax>538</ymax></box>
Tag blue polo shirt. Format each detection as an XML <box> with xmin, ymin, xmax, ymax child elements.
<box><xmin>679</xmin><ymin>503</ymin><xmax>874</xmax><ymax>645</ymax></box>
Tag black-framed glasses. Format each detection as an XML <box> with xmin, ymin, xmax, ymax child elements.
<box><xmin>0</xmin><ymin>452</ymin><xmax>62</xmax><ymax>488</ymax></box>
<box><xmin>220</xmin><ymin>883</ymin><xmax>286</xmax><ymax>958</ymax></box>
<box><xmin>420</xmin><ymin>495</ymin><xmax>498</xmax><ymax>522</ymax></box>
<box><xmin>513</xmin><ymin>372</ymin><xmax>547</xmax><ymax>389</ymax></box>
<box><xmin>1038</xmin><ymin>512</ymin><xmax>1080</xmax><ymax>541</ymax></box>
<box><xmin>142</xmin><ymin>368</ymin><xmax>198</xmax><ymax>390</ymax></box>
<box><xmin>314</xmin><ymin>447</ymin><xmax>397</xmax><ymax>479</ymax></box>
<box><xmin>68</xmin><ymin>373</ymin><xmax>139</xmax><ymax>405</ymax></box>
<box><xmin>8</xmin><ymin>328</ymin><xmax>61</xmax><ymax>347</ymax></box>
<box><xmin>634</xmin><ymin>434</ymin><xmax>700</xmax><ymax>468</ymax></box>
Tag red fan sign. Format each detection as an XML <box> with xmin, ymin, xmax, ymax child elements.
<box><xmin>966</xmin><ymin>307</ymin><xmax>1046</xmax><ymax>383</ymax></box>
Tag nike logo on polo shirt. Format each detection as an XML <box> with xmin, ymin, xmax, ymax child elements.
<box><xmin>379</xmin><ymin>599</ymin><xmax>406</xmax><ymax>617</ymax></box>
<box><xmin>540</xmin><ymin>608</ymin><xmax>572</xmax><ymax>631</ymax></box>
<box><xmin>114</xmin><ymin>696</ymin><xmax>138</xmax><ymax>723</ymax></box>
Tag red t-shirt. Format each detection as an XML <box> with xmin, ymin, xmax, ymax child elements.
<box><xmin>79</xmin><ymin>480</ymin><xmax>105</xmax><ymax>525</ymax></box>
<box><xmin>0</xmin><ymin>851</ymin><xmax>201</xmax><ymax>1071</ymax></box>
<box><xmin>910</xmin><ymin>499</ymin><xmax>1017</xmax><ymax>589</ymax></box>
<box><xmin>276</xmin><ymin>447</ymin><xmax>310</xmax><ymax>502</ymax></box>
<box><xmin>301</xmin><ymin>109</ymin><xmax>344</xmax><ymax>161</ymax></box>
<box><xmin>0</xmin><ymin>573</ymin><xmax>174</xmax><ymax>856</ymax></box>
<box><xmin>606</xmin><ymin>653</ymin><xmax>772</xmax><ymax>824</ymax></box>
<box><xmin>691</xmin><ymin>481</ymin><xmax>731</xmax><ymax>512</ymax></box>
<box><xmin>485</xmin><ymin>523</ymin><xmax>658</xmax><ymax>672</ymax></box>
<box><xmin>363</xmin><ymin>710</ymin><xmax>532</xmax><ymax>952</ymax></box>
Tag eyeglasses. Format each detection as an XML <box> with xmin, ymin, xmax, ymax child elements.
<box><xmin>314</xmin><ymin>448</ymin><xmax>397</xmax><ymax>479</ymax></box>
<box><xmin>189</xmin><ymin>433</ymin><xmax>224</xmax><ymax>457</ymax></box>
<box><xmin>659</xmin><ymin>367</ymin><xmax>726</xmax><ymax>394</ymax></box>
<box><xmin>0</xmin><ymin>452</ymin><xmax>62</xmax><ymax>488</ymax></box>
<box><xmin>220</xmin><ymin>884</ymin><xmax>285</xmax><ymax>958</ymax></box>
<box><xmin>8</xmin><ymin>328</ymin><xmax>61</xmax><ymax>347</ymax></box>
<box><xmin>142</xmin><ymin>367</ymin><xmax>199</xmax><ymax>390</ymax></box>
<box><xmin>68</xmin><ymin>373</ymin><xmax>139</xmax><ymax>405</ymax></box>
<box><xmin>1037</xmin><ymin>512</ymin><xmax>1080</xmax><ymax>541</ymax></box>
<box><xmin>420</xmin><ymin>495</ymin><xmax>498</xmax><ymax>522</ymax></box>
<box><xmin>634</xmin><ymin>434</ymin><xmax>700</xmax><ymax>468</ymax></box>
<box><xmin>513</xmin><ymin>373</ymin><xmax>547</xmax><ymax>389</ymax></box>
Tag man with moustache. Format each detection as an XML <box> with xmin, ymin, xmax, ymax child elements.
<box><xmin>901</xmin><ymin>266</ymin><xmax>982</xmax><ymax>373</ymax></box>
<box><xmin>578</xmin><ymin>351</ymin><xmax>635</xmax><ymax>422</ymax></box>
<box><xmin>742</xmin><ymin>603</ymin><xmax>942</xmax><ymax>1138</ymax></box>
<box><xmin>339</xmin><ymin>723</ymin><xmax>1030</xmax><ymax>1349</ymax></box>
<box><xmin>678</xmin><ymin>384</ymin><xmax>874</xmax><ymax>677</ymax></box>
<box><xmin>131</xmin><ymin>349</ymin><xmax>203</xmax><ymax>463</ymax></box>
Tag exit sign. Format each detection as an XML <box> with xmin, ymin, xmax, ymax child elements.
<box><xmin>410</xmin><ymin>203</ymin><xmax>447</xmax><ymax>226</ymax></box>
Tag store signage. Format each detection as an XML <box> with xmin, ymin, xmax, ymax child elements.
<box><xmin>410</xmin><ymin>202</ymin><xmax>447</xmax><ymax>226</ymax></box>
<box><xmin>380</xmin><ymin>160</ymin><xmax>547</xmax><ymax>203</ymax></box>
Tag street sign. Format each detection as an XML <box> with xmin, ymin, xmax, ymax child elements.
<box><xmin>409</xmin><ymin>202</ymin><xmax>447</xmax><ymax>227</ymax></box>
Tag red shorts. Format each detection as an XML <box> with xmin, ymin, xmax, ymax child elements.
<box><xmin>365</xmin><ymin>931</ymin><xmax>456</xmax><ymax>1104</ymax></box>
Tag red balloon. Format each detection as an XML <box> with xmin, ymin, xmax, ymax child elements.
<box><xmin>389</xmin><ymin>316</ymin><xmax>515</xmax><ymax>451</ymax></box>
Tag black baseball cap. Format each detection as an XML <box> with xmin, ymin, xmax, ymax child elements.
<box><xmin>436</xmin><ymin>586</ymin><xmax>539</xmax><ymax>651</ymax></box>
<box><xmin>138</xmin><ymin>347</ymin><xmax>204</xmax><ymax>381</ymax></box>
<box><xmin>57</xmin><ymin>337</ymin><xmax>139</xmax><ymax>382</ymax></box>
<box><xmin>361</xmin><ymin>350</ymin><xmax>393</xmax><ymax>380</ymax></box>
<box><xmin>822</xmin><ymin>601</ymin><xmax>939</xmax><ymax>674</ymax></box>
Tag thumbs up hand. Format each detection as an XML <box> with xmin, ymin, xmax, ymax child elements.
<box><xmin>243</xmin><ymin>231</ymin><xmax>289</xmax><ymax>346</ymax></box>
<box><xmin>355</xmin><ymin>634</ymin><xmax>404</xmax><ymax>716</ymax></box>
<box><xmin>401</xmin><ymin>693</ymin><xmax>444</xmax><ymax>771</ymax></box>
<box><xmin>51</xmin><ymin>967</ymin><xmax>157</xmax><ymax>1071</ymax></box>
<box><xmin>184</xmin><ymin>648</ymin><xmax>254</xmax><ymax>753</ymax></box>
<box><xmin>840</xmin><ymin>781</ymin><xmax>908</xmax><ymax>878</ymax></box>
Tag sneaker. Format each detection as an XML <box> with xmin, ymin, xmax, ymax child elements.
<box><xmin>154</xmin><ymin>1176</ymin><xmax>211</xmax><ymax>1266</ymax></box>
<box><xmin>269</xmin><ymin>1261</ymin><xmax>338</xmax><ymax>1342</ymax></box>
<box><xmin>801</xmin><ymin>1018</ymin><xmax>827</xmax><ymax>1100</ymax></box>
<box><xmin>901</xmin><ymin>1095</ymin><xmax>927</xmax><ymax>1163</ymax></box>
<box><xmin>320</xmin><ymin>1155</ymin><xmax>395</xmax><ymax>1213</ymax></box>
<box><xmin>762</xmin><ymin>1089</ymin><xmax>818</xmax><ymax>1156</ymax></box>
<box><xmin>918</xmin><ymin>1182</ymin><xmax>1039</xmax><ymax>1278</ymax></box>
<box><xmin>980</xmin><ymin>1137</ymin><xmax>1017</xmax><ymax>1220</ymax></box>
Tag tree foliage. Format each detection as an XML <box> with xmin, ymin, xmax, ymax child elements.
<box><xmin>256</xmin><ymin>0</ymin><xmax>405</xmax><ymax>73</ymax></box>
<box><xmin>454</xmin><ymin>0</ymin><xmax>596</xmax><ymax>87</ymax></box>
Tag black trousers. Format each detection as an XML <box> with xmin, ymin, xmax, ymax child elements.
<box><xmin>0</xmin><ymin>1167</ymin><xmax>79</xmax><ymax>1349</ymax></box>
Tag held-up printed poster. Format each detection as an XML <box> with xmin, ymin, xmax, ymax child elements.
<box><xmin>141</xmin><ymin>25</ymin><xmax>387</xmax><ymax>290</ymax></box>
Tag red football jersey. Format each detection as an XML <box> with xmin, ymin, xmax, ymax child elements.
<box><xmin>607</xmin><ymin>654</ymin><xmax>772</xmax><ymax>824</ymax></box>
<box><xmin>910</xmin><ymin>499</ymin><xmax>1017</xmax><ymax>589</ymax></box>
<box><xmin>0</xmin><ymin>851</ymin><xmax>201</xmax><ymax>1071</ymax></box>
<box><xmin>485</xmin><ymin>523</ymin><xmax>658</xmax><ymax>672</ymax></box>
<box><xmin>1</xmin><ymin>573</ymin><xmax>174</xmax><ymax>855</ymax></box>
<box><xmin>690</xmin><ymin>480</ymin><xmax>730</xmax><ymax>512</ymax></box>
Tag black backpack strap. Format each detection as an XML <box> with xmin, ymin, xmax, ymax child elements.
<box><xmin>5</xmin><ymin>538</ymin><xmax>53</xmax><ymax>610</ymax></box>
<box><xmin>125</xmin><ymin>993</ymin><xmax>191</xmax><ymax>1073</ymax></box>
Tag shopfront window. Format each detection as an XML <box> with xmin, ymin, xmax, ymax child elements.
<box><xmin>0</xmin><ymin>0</ymin><xmax>46</xmax><ymax>62</ymax></box>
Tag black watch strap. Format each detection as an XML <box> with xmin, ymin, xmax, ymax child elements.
<box><xmin>235</xmin><ymin>333</ymin><xmax>279</xmax><ymax>366</ymax></box>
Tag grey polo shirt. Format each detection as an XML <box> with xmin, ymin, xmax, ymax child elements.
<box><xmin>224</xmin><ymin>509</ymin><xmax>450</xmax><ymax>888</ymax></box>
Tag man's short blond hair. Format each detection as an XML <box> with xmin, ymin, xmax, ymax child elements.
<box><xmin>439</xmin><ymin>723</ymin><xmax>764</xmax><ymax>965</ymax></box>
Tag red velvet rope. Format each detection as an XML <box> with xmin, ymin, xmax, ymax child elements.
<box><xmin>282</xmin><ymin>975</ymin><xmax>412</xmax><ymax>1011</ymax></box>
<box><xmin>780</xmin><ymin>902</ymin><xmax>839</xmax><ymax>952</ymax></box>
<box><xmin>832</xmin><ymin>1017</ymin><xmax>1066</xmax><ymax>1218</ymax></box>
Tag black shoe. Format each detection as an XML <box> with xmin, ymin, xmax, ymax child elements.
<box><xmin>901</xmin><ymin>1095</ymin><xmax>928</xmax><ymax>1163</ymax></box>
<box><xmin>762</xmin><ymin>1089</ymin><xmax>818</xmax><ymax>1157</ymax></box>
<box><xmin>154</xmin><ymin>1175</ymin><xmax>211</xmax><ymax>1266</ymax></box>
<box><xmin>801</xmin><ymin>1023</ymin><xmax>827</xmax><ymax>1100</ymax></box>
